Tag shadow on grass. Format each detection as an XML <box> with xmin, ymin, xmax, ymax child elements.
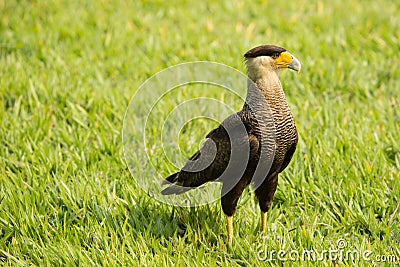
<box><xmin>82</xmin><ymin>196</ymin><xmax>222</xmax><ymax>243</ymax></box>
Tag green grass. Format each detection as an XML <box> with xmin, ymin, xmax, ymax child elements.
<box><xmin>1</xmin><ymin>0</ymin><xmax>400</xmax><ymax>266</ymax></box>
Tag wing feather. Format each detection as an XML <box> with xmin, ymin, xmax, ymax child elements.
<box><xmin>161</xmin><ymin>112</ymin><xmax>260</xmax><ymax>195</ymax></box>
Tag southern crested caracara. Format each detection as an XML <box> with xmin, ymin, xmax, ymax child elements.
<box><xmin>161</xmin><ymin>45</ymin><xmax>301</xmax><ymax>245</ymax></box>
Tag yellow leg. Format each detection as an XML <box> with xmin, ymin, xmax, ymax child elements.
<box><xmin>226</xmin><ymin>215</ymin><xmax>233</xmax><ymax>246</ymax></box>
<box><xmin>261</xmin><ymin>211</ymin><xmax>266</xmax><ymax>233</ymax></box>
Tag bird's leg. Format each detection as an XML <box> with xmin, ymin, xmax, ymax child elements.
<box><xmin>255</xmin><ymin>173</ymin><xmax>279</xmax><ymax>235</ymax></box>
<box><xmin>261</xmin><ymin>211</ymin><xmax>267</xmax><ymax>233</ymax></box>
<box><xmin>221</xmin><ymin>179</ymin><xmax>247</xmax><ymax>246</ymax></box>
<box><xmin>226</xmin><ymin>215</ymin><xmax>233</xmax><ymax>246</ymax></box>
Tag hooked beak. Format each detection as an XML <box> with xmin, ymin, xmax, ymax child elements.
<box><xmin>288</xmin><ymin>56</ymin><xmax>301</xmax><ymax>72</ymax></box>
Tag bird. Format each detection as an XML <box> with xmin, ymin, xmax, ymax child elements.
<box><xmin>161</xmin><ymin>45</ymin><xmax>301</xmax><ymax>245</ymax></box>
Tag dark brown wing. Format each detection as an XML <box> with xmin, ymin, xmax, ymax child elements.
<box><xmin>161</xmin><ymin>112</ymin><xmax>259</xmax><ymax>195</ymax></box>
<box><xmin>278</xmin><ymin>130</ymin><xmax>298</xmax><ymax>173</ymax></box>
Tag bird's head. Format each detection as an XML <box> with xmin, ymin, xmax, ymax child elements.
<box><xmin>244</xmin><ymin>45</ymin><xmax>301</xmax><ymax>81</ymax></box>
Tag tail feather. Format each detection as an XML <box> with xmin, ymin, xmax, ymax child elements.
<box><xmin>161</xmin><ymin>184</ymin><xmax>191</xmax><ymax>195</ymax></box>
<box><xmin>161</xmin><ymin>172</ymin><xmax>179</xmax><ymax>185</ymax></box>
<box><xmin>161</xmin><ymin>172</ymin><xmax>191</xmax><ymax>195</ymax></box>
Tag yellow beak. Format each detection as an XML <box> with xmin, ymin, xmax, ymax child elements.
<box><xmin>275</xmin><ymin>51</ymin><xmax>301</xmax><ymax>72</ymax></box>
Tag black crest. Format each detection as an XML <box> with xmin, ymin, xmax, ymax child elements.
<box><xmin>244</xmin><ymin>45</ymin><xmax>286</xmax><ymax>58</ymax></box>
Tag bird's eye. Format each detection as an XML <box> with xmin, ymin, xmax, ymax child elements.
<box><xmin>272</xmin><ymin>53</ymin><xmax>280</xmax><ymax>59</ymax></box>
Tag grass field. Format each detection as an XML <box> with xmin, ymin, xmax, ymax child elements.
<box><xmin>1</xmin><ymin>0</ymin><xmax>400</xmax><ymax>266</ymax></box>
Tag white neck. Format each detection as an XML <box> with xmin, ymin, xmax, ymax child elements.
<box><xmin>245</xmin><ymin>56</ymin><xmax>284</xmax><ymax>104</ymax></box>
